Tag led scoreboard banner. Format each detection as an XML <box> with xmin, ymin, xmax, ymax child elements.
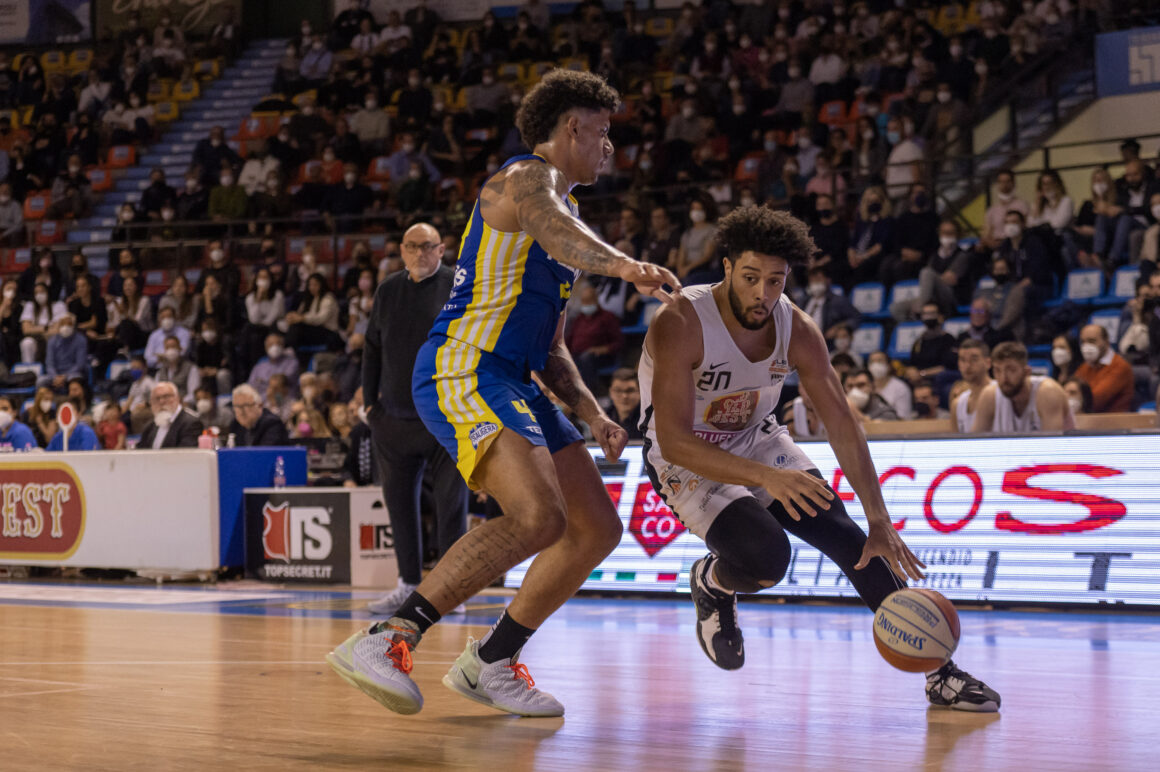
<box><xmin>504</xmin><ymin>434</ymin><xmax>1160</xmax><ymax>605</ymax></box>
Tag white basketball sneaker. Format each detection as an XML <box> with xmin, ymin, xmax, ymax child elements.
<box><xmin>366</xmin><ymin>581</ymin><xmax>417</xmax><ymax>616</ymax></box>
<box><xmin>326</xmin><ymin>618</ymin><xmax>424</xmax><ymax>714</ymax></box>
<box><xmin>442</xmin><ymin>637</ymin><xmax>564</xmax><ymax>717</ymax></box>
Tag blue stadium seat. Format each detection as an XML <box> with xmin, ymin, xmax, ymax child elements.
<box><xmin>942</xmin><ymin>316</ymin><xmax>970</xmax><ymax>339</ymax></box>
<box><xmin>888</xmin><ymin>321</ymin><xmax>924</xmax><ymax>361</ymax></box>
<box><xmin>1138</xmin><ymin>401</ymin><xmax>1156</xmax><ymax>413</ymax></box>
<box><xmin>1028</xmin><ymin>358</ymin><xmax>1051</xmax><ymax>377</ymax></box>
<box><xmin>850</xmin><ymin>282</ymin><xmax>886</xmax><ymax>316</ymax></box>
<box><xmin>1097</xmin><ymin>265</ymin><xmax>1140</xmax><ymax>306</ymax></box>
<box><xmin>1044</xmin><ymin>269</ymin><xmax>1104</xmax><ymax>307</ymax></box>
<box><xmin>887</xmin><ymin>279</ymin><xmax>921</xmax><ymax>312</ymax></box>
<box><xmin>851</xmin><ymin>323</ymin><xmax>883</xmax><ymax>356</ymax></box>
<box><xmin>12</xmin><ymin>362</ymin><xmax>44</xmax><ymax>377</ymax></box>
<box><xmin>1088</xmin><ymin>308</ymin><xmax>1123</xmax><ymax>344</ymax></box>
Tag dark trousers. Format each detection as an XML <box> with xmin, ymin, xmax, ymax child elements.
<box><xmin>370</xmin><ymin>410</ymin><xmax>469</xmax><ymax>585</ymax></box>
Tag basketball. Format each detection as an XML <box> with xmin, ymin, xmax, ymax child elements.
<box><xmin>873</xmin><ymin>589</ymin><xmax>961</xmax><ymax>672</ymax></box>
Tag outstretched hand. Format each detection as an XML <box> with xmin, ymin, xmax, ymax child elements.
<box><xmin>620</xmin><ymin>261</ymin><xmax>681</xmax><ymax>305</ymax></box>
<box><xmin>855</xmin><ymin>525</ymin><xmax>926</xmax><ymax>582</ymax></box>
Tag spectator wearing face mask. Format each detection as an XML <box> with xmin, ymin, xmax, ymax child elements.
<box><xmin>17</xmin><ymin>249</ymin><xmax>63</xmax><ymax>304</ymax></box>
<box><xmin>1094</xmin><ymin>159</ymin><xmax>1158</xmax><ymax>268</ymax></box>
<box><xmin>866</xmin><ymin>350</ymin><xmax>914</xmax><ymax>419</ymax></box>
<box><xmin>194</xmin><ymin>317</ymin><xmax>231</xmax><ymax>396</ymax></box>
<box><xmin>801</xmin><ymin>265</ymin><xmax>859</xmax><ymax>341</ymax></box>
<box><xmin>299</xmin><ymin>36</ymin><xmax>333</xmax><ymax>89</ymax></box>
<box><xmin>95</xmin><ymin>400</ymin><xmax>127</xmax><ymax>450</ymax></box>
<box><xmin>39</xmin><ymin>313</ymin><xmax>87</xmax><ymax>390</ymax></box>
<box><xmin>238</xmin><ymin>141</ymin><xmax>281</xmax><ymax>196</ymax></box>
<box><xmin>846</xmin><ymin>186</ymin><xmax>895</xmax><ymax>289</ymax></box>
<box><xmin>957</xmin><ymin>296</ymin><xmax>1014</xmax><ymax>351</ymax></box>
<box><xmin>565</xmin><ymin>281</ymin><xmax>624</xmax><ymax>393</ymax></box>
<box><xmin>228</xmin><ymin>382</ymin><xmax>289</xmax><ymax>446</ymax></box>
<box><xmin>675</xmin><ymin>197</ymin><xmax>719</xmax><ymax>283</ymax></box>
<box><xmin>828</xmin><ymin>324</ymin><xmax>862</xmax><ymax>368</ymax></box>
<box><xmin>208</xmin><ymin>166</ymin><xmax>248</xmax><ymax>230</ymax></box>
<box><xmin>0</xmin><ymin>394</ymin><xmax>37</xmax><ymax>451</ymax></box>
<box><xmin>196</xmin><ymin>240</ymin><xmax>242</xmax><ymax>299</ymax></box>
<box><xmin>139</xmin><ymin>381</ymin><xmax>203</xmax><ymax>449</ymax></box>
<box><xmin>45</xmin><ymin>397</ymin><xmax>100</xmax><ymax>451</ymax></box>
<box><xmin>154</xmin><ymin>334</ymin><xmax>200</xmax><ymax>402</ymax></box>
<box><xmin>843</xmin><ymin>368</ymin><xmax>900</xmax><ymax>422</ymax></box>
<box><xmin>912</xmin><ymin>379</ymin><xmax>950</xmax><ymax>420</ymax></box>
<box><xmin>385</xmin><ymin>132</ymin><xmax>440</xmax><ymax>189</ymax></box>
<box><xmin>995</xmin><ymin>209</ymin><xmax>1054</xmax><ymax>316</ymax></box>
<box><xmin>18</xmin><ymin>280</ymin><xmax>66</xmax><ymax>363</ymax></box>
<box><xmin>980</xmin><ymin>169</ymin><xmax>1031</xmax><ymax>251</ymax></box>
<box><xmin>0</xmin><ymin>182</ymin><xmax>23</xmax><ymax>245</ymax></box>
<box><xmin>880</xmin><ymin>183</ymin><xmax>940</xmax><ymax>288</ymax></box>
<box><xmin>908</xmin><ymin>302</ymin><xmax>959</xmax><ymax>384</ymax></box>
<box><xmin>192</xmin><ymin>126</ymin><xmax>240</xmax><ymax>188</ymax></box>
<box><xmin>1074</xmin><ymin>323</ymin><xmax>1134</xmax><ymax>413</ymax></box>
<box><xmin>350</xmin><ymin>90</ymin><xmax>391</xmax><ymax>155</ymax></box>
<box><xmin>249</xmin><ymin>332</ymin><xmax>299</xmax><ymax>397</ymax></box>
<box><xmin>895</xmin><ymin>219</ymin><xmax>975</xmax><ymax>320</ymax></box>
<box><xmin>193</xmin><ymin>385</ymin><xmax>233</xmax><ymax>433</ymax></box>
<box><xmin>145</xmin><ymin>306</ymin><xmax>191</xmax><ymax>367</ymax></box>
<box><xmin>1062</xmin><ymin>377</ymin><xmax>1093</xmax><ymax>418</ymax></box>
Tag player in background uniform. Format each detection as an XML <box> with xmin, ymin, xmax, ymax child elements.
<box><xmin>952</xmin><ymin>339</ymin><xmax>994</xmax><ymax>433</ymax></box>
<box><xmin>640</xmin><ymin>207</ymin><xmax>1000</xmax><ymax>711</ymax></box>
<box><xmin>972</xmin><ymin>341</ymin><xmax>1075</xmax><ymax>433</ymax></box>
<box><xmin>326</xmin><ymin>70</ymin><xmax>679</xmax><ymax>718</ymax></box>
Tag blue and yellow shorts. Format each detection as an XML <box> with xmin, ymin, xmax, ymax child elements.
<box><xmin>412</xmin><ymin>335</ymin><xmax>583</xmax><ymax>489</ymax></box>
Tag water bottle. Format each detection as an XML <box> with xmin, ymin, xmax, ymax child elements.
<box><xmin>273</xmin><ymin>455</ymin><xmax>286</xmax><ymax>488</ymax></box>
<box><xmin>227</xmin><ymin>433</ymin><xmax>236</xmax><ymax>448</ymax></box>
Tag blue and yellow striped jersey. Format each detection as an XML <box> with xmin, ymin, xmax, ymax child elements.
<box><xmin>429</xmin><ymin>154</ymin><xmax>580</xmax><ymax>374</ymax></box>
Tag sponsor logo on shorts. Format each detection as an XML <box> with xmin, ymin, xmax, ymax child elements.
<box><xmin>664</xmin><ymin>475</ymin><xmax>683</xmax><ymax>496</ymax></box>
<box><xmin>527</xmin><ymin>425</ymin><xmax>543</xmax><ymax>436</ymax></box>
<box><xmin>693</xmin><ymin>429</ymin><xmax>735</xmax><ymax>444</ymax></box>
<box><xmin>468</xmin><ymin>421</ymin><xmax>499</xmax><ymax>448</ymax></box>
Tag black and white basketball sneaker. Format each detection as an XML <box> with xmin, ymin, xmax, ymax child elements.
<box><xmin>926</xmin><ymin>660</ymin><xmax>1001</xmax><ymax>712</ymax></box>
<box><xmin>689</xmin><ymin>555</ymin><xmax>744</xmax><ymax>670</ymax></box>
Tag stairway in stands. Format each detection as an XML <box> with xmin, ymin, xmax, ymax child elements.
<box><xmin>70</xmin><ymin>38</ymin><xmax>285</xmax><ymax>266</ymax></box>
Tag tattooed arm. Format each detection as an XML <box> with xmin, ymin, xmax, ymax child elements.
<box><xmin>481</xmin><ymin>160</ymin><xmax>680</xmax><ymax>302</ymax></box>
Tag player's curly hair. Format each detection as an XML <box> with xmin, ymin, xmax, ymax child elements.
<box><xmin>715</xmin><ymin>206</ymin><xmax>818</xmax><ymax>266</ymax></box>
<box><xmin>516</xmin><ymin>69</ymin><xmax>620</xmax><ymax>148</ymax></box>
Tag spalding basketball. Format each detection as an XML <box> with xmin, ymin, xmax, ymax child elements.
<box><xmin>873</xmin><ymin>588</ymin><xmax>960</xmax><ymax>672</ymax></box>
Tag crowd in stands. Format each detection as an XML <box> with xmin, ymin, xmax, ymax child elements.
<box><xmin>2</xmin><ymin>0</ymin><xmax>1159</xmax><ymax>462</ymax></box>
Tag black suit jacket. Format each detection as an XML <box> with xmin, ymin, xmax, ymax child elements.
<box><xmin>228</xmin><ymin>409</ymin><xmax>289</xmax><ymax>447</ymax></box>
<box><xmin>138</xmin><ymin>409</ymin><xmax>203</xmax><ymax>449</ymax></box>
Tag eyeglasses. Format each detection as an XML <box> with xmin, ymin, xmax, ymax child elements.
<box><xmin>234</xmin><ymin>402</ymin><xmax>259</xmax><ymax>410</ymax></box>
<box><xmin>401</xmin><ymin>241</ymin><xmax>440</xmax><ymax>252</ymax></box>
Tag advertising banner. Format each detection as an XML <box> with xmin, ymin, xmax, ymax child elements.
<box><xmin>0</xmin><ymin>0</ymin><xmax>91</xmax><ymax>45</ymax></box>
<box><xmin>245</xmin><ymin>488</ymin><xmax>351</xmax><ymax>583</ymax></box>
<box><xmin>94</xmin><ymin>0</ymin><xmax>240</xmax><ymax>38</ymax></box>
<box><xmin>0</xmin><ymin>451</ymin><xmax>218</xmax><ymax>572</ymax></box>
<box><xmin>1096</xmin><ymin>25</ymin><xmax>1160</xmax><ymax>97</ymax></box>
<box><xmin>348</xmin><ymin>486</ymin><xmax>397</xmax><ymax>588</ymax></box>
<box><xmin>505</xmin><ymin>435</ymin><xmax>1160</xmax><ymax>605</ymax></box>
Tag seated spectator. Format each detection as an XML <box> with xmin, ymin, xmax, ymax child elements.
<box><xmin>241</xmin><ymin>267</ymin><xmax>286</xmax><ymax>371</ymax></box>
<box><xmin>299</xmin><ymin>35</ymin><xmax>333</xmax><ymax>89</ymax></box>
<box><xmin>50</xmin><ymin>153</ymin><xmax>91</xmax><ymax>207</ymax></box>
<box><xmin>208</xmin><ymin>166</ymin><xmax>248</xmax><ymax>226</ymax></box>
<box><xmin>980</xmin><ymin>169</ymin><xmax>1030</xmax><ymax>251</ymax></box>
<box><xmin>643</xmin><ymin>206</ymin><xmax>681</xmax><ymax>268</ymax></box>
<box><xmin>604</xmin><ymin>367</ymin><xmax>643</xmax><ymax>440</ymax></box>
<box><xmin>995</xmin><ymin>209</ymin><xmax>1055</xmax><ymax>313</ymax></box>
<box><xmin>145</xmin><ymin>306</ymin><xmax>191</xmax><ymax>367</ymax></box>
<box><xmin>0</xmin><ymin>182</ymin><xmax>23</xmax><ymax>245</ymax></box>
<box><xmin>350</xmin><ymin>90</ymin><xmax>391</xmax><ymax>156</ymax></box>
<box><xmin>328</xmin><ymin>118</ymin><xmax>363</xmax><ymax>165</ymax></box>
<box><xmin>908</xmin><ymin>302</ymin><xmax>959</xmax><ymax>384</ymax></box>
<box><xmin>880</xmin><ymin>183</ymin><xmax>939</xmax><ymax>288</ymax></box>
<box><xmin>41</xmin><ymin>313</ymin><xmax>87</xmax><ymax>390</ymax></box>
<box><xmin>1094</xmin><ymin>159</ymin><xmax>1154</xmax><ymax>267</ymax></box>
<box><xmin>844</xmin><ymin>368</ymin><xmax>900</xmax><ymax>421</ymax></box>
<box><xmin>912</xmin><ymin>379</ymin><xmax>950</xmax><ymax>420</ymax></box>
<box><xmin>324</xmin><ymin>163</ymin><xmax>374</xmax><ymax>232</ymax></box>
<box><xmin>194</xmin><ymin>317</ymin><xmax>231</xmax><ymax>396</ymax></box>
<box><xmin>396</xmin><ymin>160</ymin><xmax>433</xmax><ymax>216</ymax></box>
<box><xmin>21</xmin><ymin>387</ymin><xmax>56</xmax><ymax>447</ymax></box>
<box><xmin>0</xmin><ymin>394</ymin><xmax>37</xmax><ymax>451</ymax></box>
<box><xmin>238</xmin><ymin>142</ymin><xmax>281</xmax><ymax>196</ymax></box>
<box><xmin>154</xmin><ymin>335</ymin><xmax>200</xmax><ymax>402</ymax></box>
<box><xmin>867</xmin><ymin>350</ymin><xmax>914</xmax><ymax>419</ymax></box>
<box><xmin>1074</xmin><ymin>323</ymin><xmax>1134</xmax><ymax>412</ymax></box>
<box><xmin>1028</xmin><ymin>169</ymin><xmax>1074</xmax><ymax>236</ymax></box>
<box><xmin>565</xmin><ymin>281</ymin><xmax>624</xmax><ymax>392</ymax></box>
<box><xmin>386</xmin><ymin>132</ymin><xmax>440</xmax><ymax>188</ymax></box>
<box><xmin>1063</xmin><ymin>377</ymin><xmax>1093</xmax><ymax>418</ymax></box>
<box><xmin>285</xmin><ymin>274</ymin><xmax>343</xmax><ymax>356</ymax></box>
<box><xmin>957</xmin><ymin>297</ymin><xmax>1014</xmax><ymax>351</ymax></box>
<box><xmin>17</xmin><ymin>250</ymin><xmax>63</xmax><ymax>304</ymax></box>
<box><xmin>139</xmin><ymin>167</ymin><xmax>176</xmax><ymax>219</ymax></box>
<box><xmin>194</xmin><ymin>385</ymin><xmax>233</xmax><ymax>434</ymax></box>
<box><xmin>273</xmin><ymin>42</ymin><xmax>304</xmax><ymax>96</ymax></box>
<box><xmin>197</xmin><ymin>240</ymin><xmax>242</xmax><ymax>298</ymax></box>
<box><xmin>139</xmin><ymin>381</ymin><xmax>203</xmax><ymax>449</ymax></box>
<box><xmin>808</xmin><ymin>195</ymin><xmax>849</xmax><ymax>276</ymax></box>
<box><xmin>846</xmin><ymin>187</ymin><xmax>894</xmax><ymax>288</ymax></box>
<box><xmin>802</xmin><ymin>265</ymin><xmax>859</xmax><ymax>343</ymax></box>
<box><xmin>804</xmin><ymin>153</ymin><xmax>846</xmax><ymax>200</ymax></box>
<box><xmin>158</xmin><ymin>274</ymin><xmax>198</xmax><ymax>331</ymax></box>
<box><xmin>249</xmin><ymin>333</ymin><xmax>299</xmax><ymax>396</ymax></box>
<box><xmin>77</xmin><ymin>69</ymin><xmax>112</xmax><ymax>117</ymax></box>
<box><xmin>896</xmin><ymin>219</ymin><xmax>975</xmax><ymax>319</ymax></box>
<box><xmin>108</xmin><ymin>275</ymin><xmax>153</xmax><ymax>351</ymax></box>
<box><xmin>95</xmin><ymin>400</ymin><xmax>127</xmax><ymax>450</ymax></box>
<box><xmin>883</xmin><ymin>118</ymin><xmax>923</xmax><ymax>206</ymax></box>
<box><xmin>328</xmin><ymin>401</ymin><xmax>353</xmax><ymax>441</ymax></box>
<box><xmin>346</xmin><ymin>268</ymin><xmax>376</xmax><ymax>337</ymax></box>
<box><xmin>19</xmin><ymin>281</ymin><xmax>66</xmax><ymax>363</ymax></box>
<box><xmin>1050</xmin><ymin>333</ymin><xmax>1081</xmax><ymax>384</ymax></box>
<box><xmin>175</xmin><ymin>172</ymin><xmax>209</xmax><ymax>223</ymax></box>
<box><xmin>192</xmin><ymin>126</ymin><xmax>240</xmax><ymax>187</ymax></box>
<box><xmin>46</xmin><ymin>398</ymin><xmax>100</xmax><ymax>451</ymax></box>
<box><xmin>675</xmin><ymin>197</ymin><xmax>719</xmax><ymax>283</ymax></box>
<box><xmin>466</xmin><ymin>67</ymin><xmax>509</xmax><ymax>126</ymax></box>
<box><xmin>1139</xmin><ymin>191</ymin><xmax>1160</xmax><ymax>269</ymax></box>
<box><xmin>195</xmin><ymin>274</ymin><xmax>238</xmax><ymax>334</ymax></box>
<box><xmin>250</xmin><ymin>172</ymin><xmax>295</xmax><ymax>228</ymax></box>
<box><xmin>829</xmin><ymin>324</ymin><xmax>862</xmax><ymax>367</ymax></box>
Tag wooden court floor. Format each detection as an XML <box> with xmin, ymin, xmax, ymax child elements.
<box><xmin>1</xmin><ymin>584</ymin><xmax>1158</xmax><ymax>771</ymax></box>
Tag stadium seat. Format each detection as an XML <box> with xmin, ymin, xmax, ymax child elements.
<box><xmin>1045</xmin><ymin>268</ymin><xmax>1104</xmax><ymax>307</ymax></box>
<box><xmin>67</xmin><ymin>49</ymin><xmax>93</xmax><ymax>73</ymax></box>
<box><xmin>887</xmin><ymin>279</ymin><xmax>921</xmax><ymax>311</ymax></box>
<box><xmin>498</xmin><ymin>62</ymin><xmax>525</xmax><ymax>82</ymax></box>
<box><xmin>107</xmin><ymin>145</ymin><xmax>136</xmax><ymax>168</ymax></box>
<box><xmin>850</xmin><ymin>282</ymin><xmax>886</xmax><ymax>315</ymax></box>
<box><xmin>888</xmin><ymin>321</ymin><xmax>925</xmax><ymax>361</ymax></box>
<box><xmin>22</xmin><ymin>192</ymin><xmax>49</xmax><ymax>221</ymax></box>
<box><xmin>943</xmin><ymin>316</ymin><xmax>971</xmax><ymax>339</ymax></box>
<box><xmin>1088</xmin><ymin>308</ymin><xmax>1122</xmax><ymax>345</ymax></box>
<box><xmin>851</xmin><ymin>323</ymin><xmax>884</xmax><ymax>356</ymax></box>
<box><xmin>818</xmin><ymin>100</ymin><xmax>848</xmax><ymax>127</ymax></box>
<box><xmin>172</xmin><ymin>79</ymin><xmax>200</xmax><ymax>102</ymax></box>
<box><xmin>33</xmin><ymin>220</ymin><xmax>64</xmax><ymax>245</ymax></box>
<box><xmin>1138</xmin><ymin>401</ymin><xmax>1156</xmax><ymax>413</ymax></box>
<box><xmin>87</xmin><ymin>166</ymin><xmax>113</xmax><ymax>192</ymax></box>
<box><xmin>41</xmin><ymin>50</ymin><xmax>66</xmax><ymax>74</ymax></box>
<box><xmin>366</xmin><ymin>156</ymin><xmax>392</xmax><ymax>182</ymax></box>
<box><xmin>733</xmin><ymin>152</ymin><xmax>763</xmax><ymax>183</ymax></box>
<box><xmin>194</xmin><ymin>58</ymin><xmax>221</xmax><ymax>80</ymax></box>
<box><xmin>1099</xmin><ymin>265</ymin><xmax>1140</xmax><ymax>305</ymax></box>
<box><xmin>154</xmin><ymin>101</ymin><xmax>179</xmax><ymax>122</ymax></box>
<box><xmin>645</xmin><ymin>18</ymin><xmax>674</xmax><ymax>37</ymax></box>
<box><xmin>146</xmin><ymin>80</ymin><xmax>171</xmax><ymax>103</ymax></box>
<box><xmin>1028</xmin><ymin>358</ymin><xmax>1051</xmax><ymax>377</ymax></box>
<box><xmin>13</xmin><ymin>362</ymin><xmax>43</xmax><ymax>377</ymax></box>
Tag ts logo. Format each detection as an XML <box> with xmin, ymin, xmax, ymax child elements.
<box><xmin>453</xmin><ymin>267</ymin><xmax>467</xmax><ymax>287</ymax></box>
<box><xmin>262</xmin><ymin>502</ymin><xmax>333</xmax><ymax>563</ymax></box>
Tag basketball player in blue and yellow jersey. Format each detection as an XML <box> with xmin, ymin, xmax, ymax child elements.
<box><xmin>327</xmin><ymin>70</ymin><xmax>680</xmax><ymax>717</ymax></box>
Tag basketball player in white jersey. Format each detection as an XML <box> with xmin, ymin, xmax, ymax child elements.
<box><xmin>952</xmin><ymin>339</ymin><xmax>994</xmax><ymax>433</ymax></box>
<box><xmin>972</xmin><ymin>341</ymin><xmax>1074</xmax><ymax>432</ymax></box>
<box><xmin>640</xmin><ymin>207</ymin><xmax>1000</xmax><ymax>711</ymax></box>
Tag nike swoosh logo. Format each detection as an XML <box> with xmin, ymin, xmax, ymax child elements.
<box><xmin>708</xmin><ymin>361</ymin><xmax>728</xmax><ymax>370</ymax></box>
<box><xmin>463</xmin><ymin>672</ymin><xmax>478</xmax><ymax>689</ymax></box>
<box><xmin>415</xmin><ymin>608</ymin><xmax>433</xmax><ymax>625</ymax></box>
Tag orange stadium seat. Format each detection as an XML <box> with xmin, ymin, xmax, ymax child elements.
<box><xmin>87</xmin><ymin>166</ymin><xmax>113</xmax><ymax>192</ymax></box>
<box><xmin>22</xmin><ymin>192</ymin><xmax>49</xmax><ymax>221</ymax></box>
<box><xmin>366</xmin><ymin>156</ymin><xmax>392</xmax><ymax>182</ymax></box>
<box><xmin>107</xmin><ymin>145</ymin><xmax>136</xmax><ymax>168</ymax></box>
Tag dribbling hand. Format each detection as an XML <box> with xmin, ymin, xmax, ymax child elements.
<box><xmin>855</xmin><ymin>526</ymin><xmax>927</xmax><ymax>582</ymax></box>
<box><xmin>589</xmin><ymin>415</ymin><xmax>628</xmax><ymax>463</ymax></box>
<box><xmin>761</xmin><ymin>469</ymin><xmax>834</xmax><ymax>520</ymax></box>
<box><xmin>619</xmin><ymin>260</ymin><xmax>681</xmax><ymax>305</ymax></box>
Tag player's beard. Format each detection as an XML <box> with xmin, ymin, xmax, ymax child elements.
<box><xmin>998</xmin><ymin>378</ymin><xmax>1025</xmax><ymax>399</ymax></box>
<box><xmin>727</xmin><ymin>279</ymin><xmax>771</xmax><ymax>331</ymax></box>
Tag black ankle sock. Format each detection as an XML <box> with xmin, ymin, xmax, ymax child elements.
<box><xmin>477</xmin><ymin>611</ymin><xmax>536</xmax><ymax>664</ymax></box>
<box><xmin>372</xmin><ymin>590</ymin><xmax>440</xmax><ymax>634</ymax></box>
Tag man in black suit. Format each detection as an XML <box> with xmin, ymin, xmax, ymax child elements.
<box><xmin>228</xmin><ymin>383</ymin><xmax>289</xmax><ymax>446</ymax></box>
<box><xmin>138</xmin><ymin>382</ymin><xmax>203</xmax><ymax>449</ymax></box>
<box><xmin>801</xmin><ymin>265</ymin><xmax>860</xmax><ymax>344</ymax></box>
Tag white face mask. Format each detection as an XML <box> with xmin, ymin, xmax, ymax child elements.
<box><xmin>1067</xmin><ymin>396</ymin><xmax>1082</xmax><ymax>415</ymax></box>
<box><xmin>937</xmin><ymin>91</ymin><xmax>951</xmax><ymax>104</ymax></box>
<box><xmin>160</xmin><ymin>317</ymin><xmax>175</xmax><ymax>331</ymax></box>
<box><xmin>35</xmin><ymin>292</ymin><xmax>48</xmax><ymax>304</ymax></box>
<box><xmin>40</xmin><ymin>399</ymin><xmax>54</xmax><ymax>413</ymax></box>
<box><xmin>267</xmin><ymin>344</ymin><xmax>284</xmax><ymax>360</ymax></box>
<box><xmin>164</xmin><ymin>348</ymin><xmax>181</xmax><ymax>362</ymax></box>
<box><xmin>1093</xmin><ymin>182</ymin><xmax>1108</xmax><ymax>196</ymax></box>
<box><xmin>1152</xmin><ymin>204</ymin><xmax>1160</xmax><ymax>220</ymax></box>
<box><xmin>69</xmin><ymin>165</ymin><xmax>81</xmax><ymax>174</ymax></box>
<box><xmin>197</xmin><ymin>398</ymin><xmax>213</xmax><ymax>414</ymax></box>
<box><xmin>807</xmin><ymin>282</ymin><xmax>827</xmax><ymax>297</ymax></box>
<box><xmin>153</xmin><ymin>409</ymin><xmax>173</xmax><ymax>428</ymax></box>
<box><xmin>868</xmin><ymin>361</ymin><xmax>891</xmax><ymax>380</ymax></box>
<box><xmin>833</xmin><ymin>336</ymin><xmax>850</xmax><ymax>352</ymax></box>
<box><xmin>210</xmin><ymin>248</ymin><xmax>224</xmax><ymax>262</ymax></box>
<box><xmin>256</xmin><ymin>278</ymin><xmax>271</xmax><ymax>290</ymax></box>
<box><xmin>1080</xmin><ymin>342</ymin><xmax>1101</xmax><ymax>364</ymax></box>
<box><xmin>220</xmin><ymin>176</ymin><xmax>233</xmax><ymax>187</ymax></box>
<box><xmin>2</xmin><ymin>287</ymin><xmax>14</xmax><ymax>300</ymax></box>
<box><xmin>939</xmin><ymin>235</ymin><xmax>957</xmax><ymax>249</ymax></box>
<box><xmin>1052</xmin><ymin>346</ymin><xmax>1071</xmax><ymax>366</ymax></box>
<box><xmin>848</xmin><ymin>387</ymin><xmax>870</xmax><ymax>409</ymax></box>
<box><xmin>0</xmin><ymin>410</ymin><xmax>12</xmax><ymax>430</ymax></box>
<box><xmin>365</xmin><ymin>100</ymin><xmax>377</xmax><ymax>110</ymax></box>
<box><xmin>59</xmin><ymin>325</ymin><xmax>74</xmax><ymax>338</ymax></box>
<box><xmin>344</xmin><ymin>172</ymin><xmax>358</xmax><ymax>185</ymax></box>
<box><xmin>579</xmin><ymin>304</ymin><xmax>598</xmax><ymax>316</ymax></box>
<box><xmin>402</xmin><ymin>143</ymin><xmax>415</xmax><ymax>154</ymax></box>
<box><xmin>1003</xmin><ymin>223</ymin><xmax>1022</xmax><ymax>239</ymax></box>
<box><xmin>689</xmin><ymin>209</ymin><xmax>706</xmax><ymax>224</ymax></box>
<box><xmin>162</xmin><ymin>209</ymin><xmax>174</xmax><ymax>221</ymax></box>
<box><xmin>202</xmin><ymin>331</ymin><xmax>217</xmax><ymax>343</ymax></box>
